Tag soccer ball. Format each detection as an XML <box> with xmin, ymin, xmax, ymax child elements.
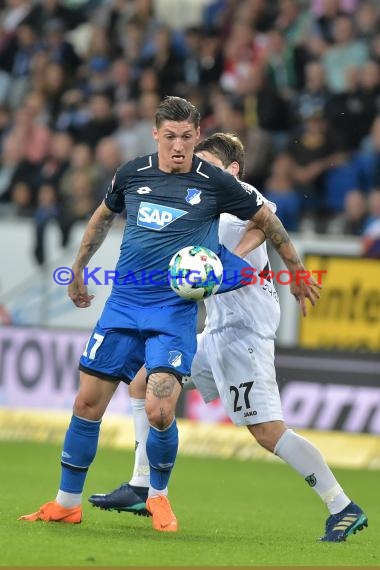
<box><xmin>168</xmin><ymin>246</ymin><xmax>223</xmax><ymax>301</ymax></box>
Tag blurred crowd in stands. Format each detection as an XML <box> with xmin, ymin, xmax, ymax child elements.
<box><xmin>0</xmin><ymin>0</ymin><xmax>380</xmax><ymax>262</ymax></box>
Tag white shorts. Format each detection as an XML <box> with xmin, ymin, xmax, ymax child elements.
<box><xmin>190</xmin><ymin>326</ymin><xmax>283</xmax><ymax>426</ymax></box>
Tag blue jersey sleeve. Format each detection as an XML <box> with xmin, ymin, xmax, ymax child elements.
<box><xmin>217</xmin><ymin>170</ymin><xmax>263</xmax><ymax>220</ymax></box>
<box><xmin>104</xmin><ymin>167</ymin><xmax>125</xmax><ymax>213</ymax></box>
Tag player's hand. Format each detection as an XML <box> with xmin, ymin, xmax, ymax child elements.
<box><xmin>68</xmin><ymin>270</ymin><xmax>94</xmax><ymax>308</ymax></box>
<box><xmin>290</xmin><ymin>274</ymin><xmax>321</xmax><ymax>317</ymax></box>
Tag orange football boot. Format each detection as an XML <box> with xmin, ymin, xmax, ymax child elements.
<box><xmin>146</xmin><ymin>495</ymin><xmax>178</xmax><ymax>532</ymax></box>
<box><xmin>19</xmin><ymin>501</ymin><xmax>82</xmax><ymax>523</ymax></box>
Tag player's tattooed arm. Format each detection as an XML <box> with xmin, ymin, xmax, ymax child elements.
<box><xmin>68</xmin><ymin>201</ymin><xmax>116</xmax><ymax>308</ymax></box>
<box><xmin>72</xmin><ymin>201</ymin><xmax>116</xmax><ymax>271</ymax></box>
<box><xmin>234</xmin><ymin>204</ymin><xmax>322</xmax><ymax>316</ymax></box>
<box><xmin>235</xmin><ymin>204</ymin><xmax>302</xmax><ymax>272</ymax></box>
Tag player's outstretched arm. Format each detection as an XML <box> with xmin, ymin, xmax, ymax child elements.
<box><xmin>234</xmin><ymin>204</ymin><xmax>321</xmax><ymax>316</ymax></box>
<box><xmin>240</xmin><ymin>222</ymin><xmax>266</xmax><ymax>251</ymax></box>
<box><xmin>68</xmin><ymin>201</ymin><xmax>116</xmax><ymax>308</ymax></box>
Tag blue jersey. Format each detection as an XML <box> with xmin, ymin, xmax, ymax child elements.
<box><xmin>104</xmin><ymin>153</ymin><xmax>262</xmax><ymax>306</ymax></box>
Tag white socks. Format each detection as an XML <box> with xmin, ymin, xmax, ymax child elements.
<box><xmin>274</xmin><ymin>429</ymin><xmax>351</xmax><ymax>514</ymax></box>
<box><xmin>148</xmin><ymin>486</ymin><xmax>168</xmax><ymax>498</ymax></box>
<box><xmin>129</xmin><ymin>398</ymin><xmax>150</xmax><ymax>488</ymax></box>
<box><xmin>56</xmin><ymin>490</ymin><xmax>82</xmax><ymax>508</ymax></box>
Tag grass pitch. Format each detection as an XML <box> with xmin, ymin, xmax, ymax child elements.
<box><xmin>1</xmin><ymin>440</ymin><xmax>379</xmax><ymax>567</ymax></box>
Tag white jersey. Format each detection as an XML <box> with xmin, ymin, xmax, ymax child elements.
<box><xmin>188</xmin><ymin>182</ymin><xmax>283</xmax><ymax>426</ymax></box>
<box><xmin>204</xmin><ymin>183</ymin><xmax>281</xmax><ymax>339</ymax></box>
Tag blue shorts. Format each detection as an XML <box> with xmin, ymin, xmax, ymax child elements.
<box><xmin>79</xmin><ymin>299</ymin><xmax>198</xmax><ymax>384</ymax></box>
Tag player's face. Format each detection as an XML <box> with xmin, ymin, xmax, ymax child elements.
<box><xmin>153</xmin><ymin>120</ymin><xmax>200</xmax><ymax>173</ymax></box>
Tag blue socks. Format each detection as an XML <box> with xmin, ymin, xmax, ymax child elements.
<box><xmin>60</xmin><ymin>415</ymin><xmax>101</xmax><ymax>493</ymax></box>
<box><xmin>146</xmin><ymin>419</ymin><xmax>178</xmax><ymax>491</ymax></box>
<box><xmin>60</xmin><ymin>415</ymin><xmax>178</xmax><ymax>494</ymax></box>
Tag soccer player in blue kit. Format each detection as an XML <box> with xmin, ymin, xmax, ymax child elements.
<box><xmin>19</xmin><ymin>97</ymin><xmax>318</xmax><ymax>532</ymax></box>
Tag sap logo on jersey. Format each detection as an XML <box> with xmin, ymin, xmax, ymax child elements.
<box><xmin>137</xmin><ymin>201</ymin><xmax>188</xmax><ymax>230</ymax></box>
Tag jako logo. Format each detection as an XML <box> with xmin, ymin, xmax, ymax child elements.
<box><xmin>137</xmin><ymin>201</ymin><xmax>187</xmax><ymax>230</ymax></box>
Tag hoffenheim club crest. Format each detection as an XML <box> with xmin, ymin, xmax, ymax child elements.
<box><xmin>168</xmin><ymin>351</ymin><xmax>182</xmax><ymax>368</ymax></box>
<box><xmin>186</xmin><ymin>188</ymin><xmax>202</xmax><ymax>205</ymax></box>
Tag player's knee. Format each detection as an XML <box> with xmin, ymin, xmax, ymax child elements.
<box><xmin>145</xmin><ymin>401</ymin><xmax>174</xmax><ymax>430</ymax></box>
<box><xmin>73</xmin><ymin>394</ymin><xmax>103</xmax><ymax>421</ymax></box>
<box><xmin>248</xmin><ymin>421</ymin><xmax>286</xmax><ymax>453</ymax></box>
<box><xmin>252</xmin><ymin>427</ymin><xmax>276</xmax><ymax>452</ymax></box>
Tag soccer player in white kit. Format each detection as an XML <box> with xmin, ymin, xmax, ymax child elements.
<box><xmin>90</xmin><ymin>133</ymin><xmax>367</xmax><ymax>542</ymax></box>
<box><xmin>190</xmin><ymin>151</ymin><xmax>281</xmax><ymax>430</ymax></box>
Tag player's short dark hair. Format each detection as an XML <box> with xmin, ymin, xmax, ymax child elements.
<box><xmin>195</xmin><ymin>132</ymin><xmax>245</xmax><ymax>178</ymax></box>
<box><xmin>155</xmin><ymin>96</ymin><xmax>201</xmax><ymax>128</ymax></box>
